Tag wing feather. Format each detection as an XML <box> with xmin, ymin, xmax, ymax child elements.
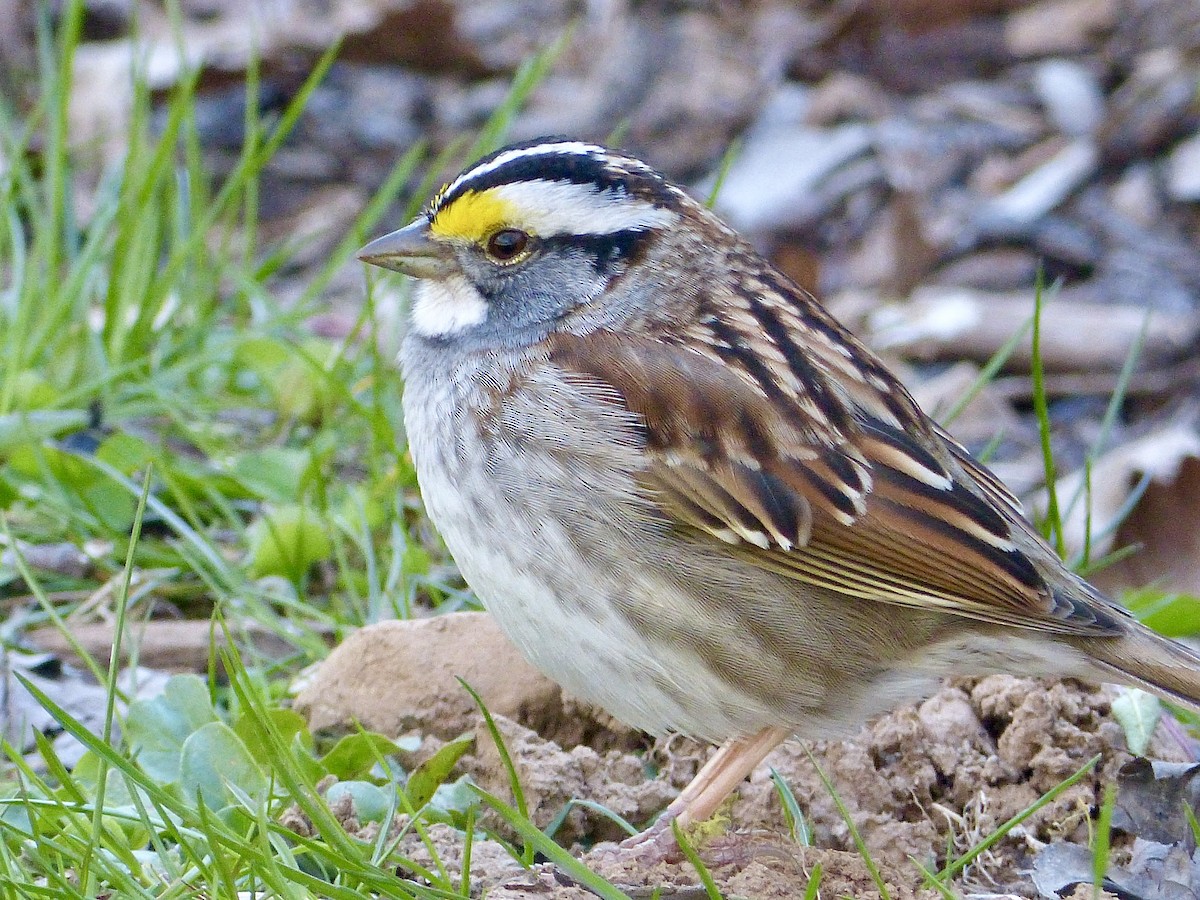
<box><xmin>548</xmin><ymin>327</ymin><xmax>1120</xmax><ymax>637</ymax></box>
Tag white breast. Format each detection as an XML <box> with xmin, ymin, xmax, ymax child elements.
<box><xmin>398</xmin><ymin>345</ymin><xmax>790</xmax><ymax>741</ymax></box>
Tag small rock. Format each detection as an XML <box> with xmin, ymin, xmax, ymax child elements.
<box><xmin>978</xmin><ymin>138</ymin><xmax>1099</xmax><ymax>232</ymax></box>
<box><xmin>295</xmin><ymin>613</ymin><xmax>565</xmax><ymax>740</ymax></box>
<box><xmin>1033</xmin><ymin>59</ymin><xmax>1105</xmax><ymax>137</ymax></box>
<box><xmin>707</xmin><ymin>124</ymin><xmax>873</xmax><ymax>232</ymax></box>
<box><xmin>293</xmin><ymin>612</ymin><xmax>627</xmax><ymax>748</ymax></box>
<box><xmin>1165</xmin><ymin>131</ymin><xmax>1200</xmax><ymax>201</ymax></box>
<box><xmin>1005</xmin><ymin>0</ymin><xmax>1118</xmax><ymax>57</ymax></box>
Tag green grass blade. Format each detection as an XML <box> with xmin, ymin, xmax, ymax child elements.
<box><xmin>803</xmin><ymin>747</ymin><xmax>890</xmax><ymax>900</ymax></box>
<box><xmin>470</xmin><ymin>783</ymin><xmax>632</xmax><ymax>900</ymax></box>
<box><xmin>802</xmin><ymin>861</ymin><xmax>823</xmax><ymax>900</ymax></box>
<box><xmin>80</xmin><ymin>467</ymin><xmax>153</xmax><ymax>889</ymax></box>
<box><xmin>938</xmin><ymin>753</ymin><xmax>1099</xmax><ymax>882</ymax></box>
<box><xmin>466</xmin><ymin>30</ymin><xmax>571</xmax><ymax>161</ymax></box>
<box><xmin>458</xmin><ymin>677</ymin><xmax>533</xmax><ymax>864</ymax></box>
<box><xmin>1030</xmin><ymin>271</ymin><xmax>1065</xmax><ymax>557</ymax></box>
<box><xmin>706</xmin><ymin>139</ymin><xmax>742</xmax><ymax>209</ymax></box>
<box><xmin>769</xmin><ymin>766</ymin><xmax>810</xmax><ymax>845</ymax></box>
<box><xmin>940</xmin><ymin>316</ymin><xmax>1033</xmax><ymax>427</ymax></box>
<box><xmin>1091</xmin><ymin>781</ymin><xmax>1115</xmax><ymax>899</ymax></box>
<box><xmin>671</xmin><ymin>820</ymin><xmax>724</xmax><ymax>900</ymax></box>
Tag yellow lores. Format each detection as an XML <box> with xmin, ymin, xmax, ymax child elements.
<box><xmin>429</xmin><ymin>190</ymin><xmax>520</xmax><ymax>243</ymax></box>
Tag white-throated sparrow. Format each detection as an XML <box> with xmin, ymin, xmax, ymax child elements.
<box><xmin>360</xmin><ymin>139</ymin><xmax>1200</xmax><ymax>843</ymax></box>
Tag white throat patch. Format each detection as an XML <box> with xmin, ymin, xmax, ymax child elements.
<box><xmin>410</xmin><ymin>275</ymin><xmax>489</xmax><ymax>337</ymax></box>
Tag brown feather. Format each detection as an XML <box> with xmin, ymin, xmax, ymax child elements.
<box><xmin>548</xmin><ymin>322</ymin><xmax>1121</xmax><ymax>637</ymax></box>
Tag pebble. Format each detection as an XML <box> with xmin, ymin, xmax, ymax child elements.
<box><xmin>1165</xmin><ymin>131</ymin><xmax>1200</xmax><ymax>201</ymax></box>
<box><xmin>1033</xmin><ymin>59</ymin><xmax>1105</xmax><ymax>137</ymax></box>
<box><xmin>1005</xmin><ymin>0</ymin><xmax>1118</xmax><ymax>56</ymax></box>
<box><xmin>978</xmin><ymin>139</ymin><xmax>1099</xmax><ymax>231</ymax></box>
<box><xmin>707</xmin><ymin>124</ymin><xmax>873</xmax><ymax>232</ymax></box>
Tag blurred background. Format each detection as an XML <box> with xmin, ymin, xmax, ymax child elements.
<box><xmin>0</xmin><ymin>3</ymin><xmax>1197</xmax><ymax>895</ymax></box>
<box><xmin>0</xmin><ymin>0</ymin><xmax>1198</xmax><ymax>667</ymax></box>
<box><xmin>16</xmin><ymin>0</ymin><xmax>1195</xmax><ymax>589</ymax></box>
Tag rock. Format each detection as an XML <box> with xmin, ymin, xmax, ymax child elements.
<box><xmin>294</xmin><ymin>612</ymin><xmax>570</xmax><ymax>740</ymax></box>
<box><xmin>707</xmin><ymin>123</ymin><xmax>873</xmax><ymax>232</ymax></box>
<box><xmin>1033</xmin><ymin>59</ymin><xmax>1105</xmax><ymax>137</ymax></box>
<box><xmin>1165</xmin><ymin>131</ymin><xmax>1200</xmax><ymax>201</ymax></box>
<box><xmin>1005</xmin><ymin>0</ymin><xmax>1118</xmax><ymax>56</ymax></box>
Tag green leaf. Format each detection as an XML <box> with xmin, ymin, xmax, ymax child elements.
<box><xmin>0</xmin><ymin>474</ymin><xmax>18</xmax><ymax>510</ymax></box>
<box><xmin>292</xmin><ymin>731</ymin><xmax>331</xmax><ymax>786</ymax></box>
<box><xmin>78</xmin><ymin>476</ymin><xmax>137</xmax><ymax>532</ymax></box>
<box><xmin>96</xmin><ymin>432</ymin><xmax>153</xmax><ymax>474</ymax></box>
<box><xmin>325</xmin><ymin>780</ymin><xmax>390</xmax><ymax>825</ymax></box>
<box><xmin>320</xmin><ymin>732</ymin><xmax>403</xmax><ymax>782</ymax></box>
<box><xmin>8</xmin><ymin>443</ymin><xmax>135</xmax><ymax>530</ymax></box>
<box><xmin>232</xmin><ymin>706</ymin><xmax>310</xmax><ymax>769</ymax></box>
<box><xmin>68</xmin><ymin>752</ymin><xmax>154</xmax><ymax>847</ymax></box>
<box><xmin>179</xmin><ymin>721</ymin><xmax>268</xmax><ymax>812</ymax></box>
<box><xmin>406</xmin><ymin>733</ymin><xmax>474</xmax><ymax>809</ymax></box>
<box><xmin>0</xmin><ymin>410</ymin><xmax>89</xmax><ymax>451</ymax></box>
<box><xmin>8</xmin><ymin>371</ymin><xmax>60</xmax><ymax>410</ymax></box>
<box><xmin>1124</xmin><ymin>589</ymin><xmax>1200</xmax><ymax>638</ymax></box>
<box><xmin>1111</xmin><ymin>688</ymin><xmax>1161</xmax><ymax>756</ymax></box>
<box><xmin>247</xmin><ymin>504</ymin><xmax>332</xmax><ymax>579</ymax></box>
<box><xmin>124</xmin><ymin>674</ymin><xmax>219</xmax><ymax>785</ymax></box>
<box><xmin>231</xmin><ymin>447</ymin><xmax>313</xmax><ymax>502</ymax></box>
<box><xmin>428</xmin><ymin>774</ymin><xmax>482</xmax><ymax>820</ymax></box>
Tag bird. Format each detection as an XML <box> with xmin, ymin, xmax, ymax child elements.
<box><xmin>358</xmin><ymin>137</ymin><xmax>1200</xmax><ymax>849</ymax></box>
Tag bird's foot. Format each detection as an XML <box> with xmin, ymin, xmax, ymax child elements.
<box><xmin>586</xmin><ymin>817</ymin><xmax>685</xmax><ymax>870</ymax></box>
<box><xmin>586</xmin><ymin>826</ymin><xmax>800</xmax><ymax>890</ymax></box>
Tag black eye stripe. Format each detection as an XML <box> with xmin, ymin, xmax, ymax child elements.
<box><xmin>539</xmin><ymin>230</ymin><xmax>654</xmax><ymax>274</ymax></box>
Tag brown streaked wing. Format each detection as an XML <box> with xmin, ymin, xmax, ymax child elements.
<box><xmin>933</xmin><ymin>422</ymin><xmax>1026</xmax><ymax>517</ymax></box>
<box><xmin>547</xmin><ymin>329</ymin><xmax>1120</xmax><ymax>636</ymax></box>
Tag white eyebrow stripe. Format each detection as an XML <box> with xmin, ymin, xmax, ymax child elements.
<box><xmin>492</xmin><ymin>179</ymin><xmax>678</xmax><ymax>235</ymax></box>
<box><xmin>441</xmin><ymin>142</ymin><xmax>611</xmax><ymax>201</ymax></box>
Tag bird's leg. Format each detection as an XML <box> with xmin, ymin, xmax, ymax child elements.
<box><xmin>621</xmin><ymin>725</ymin><xmax>791</xmax><ymax>851</ymax></box>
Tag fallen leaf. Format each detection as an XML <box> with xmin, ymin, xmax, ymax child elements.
<box><xmin>1112</xmin><ymin>688</ymin><xmax>1163</xmax><ymax>757</ymax></box>
<box><xmin>1112</xmin><ymin>757</ymin><xmax>1200</xmax><ymax>845</ymax></box>
<box><xmin>1051</xmin><ymin>423</ymin><xmax>1200</xmax><ymax>595</ymax></box>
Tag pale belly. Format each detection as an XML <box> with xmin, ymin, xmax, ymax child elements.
<box><xmin>399</xmin><ymin>346</ymin><xmax>1095</xmax><ymax>743</ymax></box>
<box><xmin>399</xmin><ymin>351</ymin><xmax>812</xmax><ymax>740</ymax></box>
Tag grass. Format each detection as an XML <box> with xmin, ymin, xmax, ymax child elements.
<box><xmin>1</xmin><ymin>2</ymin><xmax>1198</xmax><ymax>898</ymax></box>
<box><xmin>0</xmin><ymin>3</ymin><xmax>547</xmax><ymax>895</ymax></box>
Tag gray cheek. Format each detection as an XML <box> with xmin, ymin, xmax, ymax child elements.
<box><xmin>450</xmin><ymin>252</ymin><xmax>611</xmax><ymax>346</ymax></box>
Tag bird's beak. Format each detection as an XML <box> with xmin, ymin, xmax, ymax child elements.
<box><xmin>358</xmin><ymin>218</ymin><xmax>454</xmax><ymax>279</ymax></box>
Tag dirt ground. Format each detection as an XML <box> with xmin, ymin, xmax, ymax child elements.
<box><xmin>295</xmin><ymin>613</ymin><xmax>1197</xmax><ymax>898</ymax></box>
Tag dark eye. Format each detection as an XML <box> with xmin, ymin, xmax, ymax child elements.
<box><xmin>485</xmin><ymin>228</ymin><xmax>531</xmax><ymax>264</ymax></box>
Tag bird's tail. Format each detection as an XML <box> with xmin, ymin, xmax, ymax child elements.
<box><xmin>1073</xmin><ymin>625</ymin><xmax>1200</xmax><ymax>713</ymax></box>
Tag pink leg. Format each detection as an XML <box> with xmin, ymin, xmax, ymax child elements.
<box><xmin>622</xmin><ymin>726</ymin><xmax>791</xmax><ymax>849</ymax></box>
